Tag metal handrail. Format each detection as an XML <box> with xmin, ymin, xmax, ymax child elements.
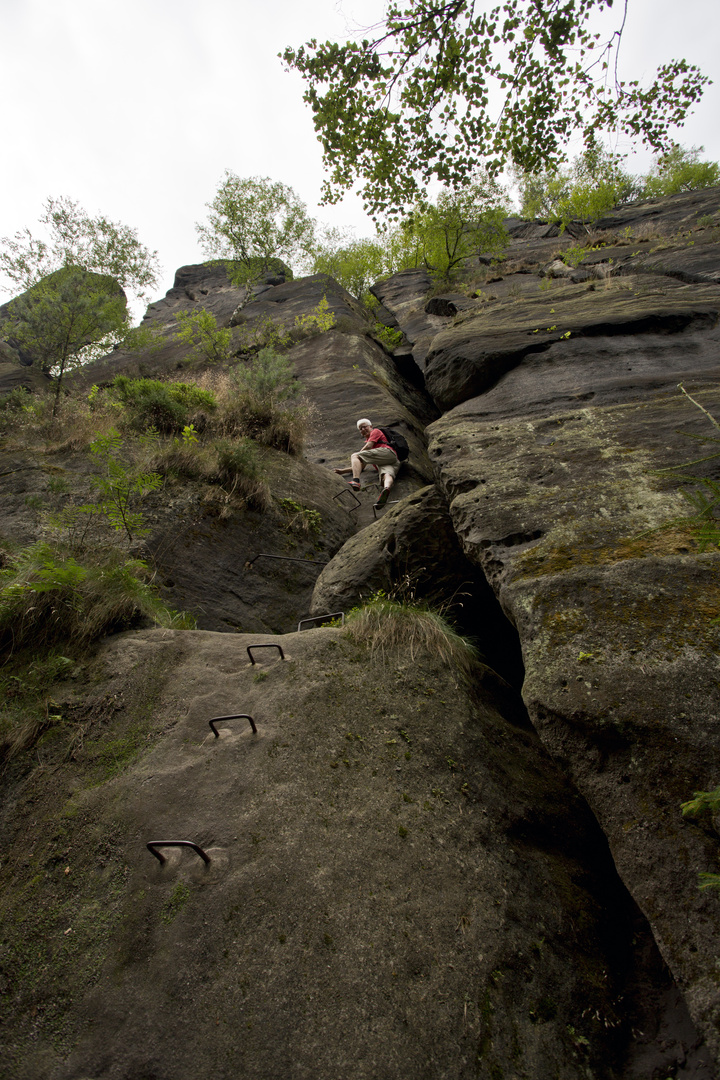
<box><xmin>209</xmin><ymin>714</ymin><xmax>257</xmax><ymax>737</ymax></box>
<box><xmin>247</xmin><ymin>644</ymin><xmax>285</xmax><ymax>665</ymax></box>
<box><xmin>333</xmin><ymin>488</ymin><xmax>361</xmax><ymax>512</ymax></box>
<box><xmin>246</xmin><ymin>554</ymin><xmax>328</xmax><ymax>568</ymax></box>
<box><xmin>147</xmin><ymin>841</ymin><xmax>211</xmax><ymax>865</ymax></box>
<box><xmin>297</xmin><ymin>612</ymin><xmax>345</xmax><ymax>632</ymax></box>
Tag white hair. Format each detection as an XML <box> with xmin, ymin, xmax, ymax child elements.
<box><xmin>356</xmin><ymin>418</ymin><xmax>372</xmax><ymax>429</ymax></box>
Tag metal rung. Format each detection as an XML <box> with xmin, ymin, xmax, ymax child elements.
<box><xmin>373</xmin><ymin>500</ymin><xmax>400</xmax><ymax>519</ymax></box>
<box><xmin>147</xmin><ymin>840</ymin><xmax>211</xmax><ymax>865</ymax></box>
<box><xmin>297</xmin><ymin>612</ymin><xmax>345</xmax><ymax>632</ymax></box>
<box><xmin>209</xmin><ymin>714</ymin><xmax>257</xmax><ymax>737</ymax></box>
<box><xmin>333</xmin><ymin>488</ymin><xmax>361</xmax><ymax>512</ymax></box>
<box><xmin>247</xmin><ymin>643</ymin><xmax>285</xmax><ymax>665</ymax></box>
<box><xmin>246</xmin><ymin>553</ymin><xmax>328</xmax><ymax>568</ymax></box>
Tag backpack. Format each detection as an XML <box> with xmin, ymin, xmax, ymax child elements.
<box><xmin>378</xmin><ymin>427</ymin><xmax>410</xmax><ymax>462</ymax></box>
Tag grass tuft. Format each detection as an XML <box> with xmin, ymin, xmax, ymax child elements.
<box><xmin>345</xmin><ymin>595</ymin><xmax>479</xmax><ymax>683</ymax></box>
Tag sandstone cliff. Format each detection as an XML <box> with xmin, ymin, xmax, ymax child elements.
<box><xmin>1</xmin><ymin>186</ymin><xmax>719</xmax><ymax>1079</ymax></box>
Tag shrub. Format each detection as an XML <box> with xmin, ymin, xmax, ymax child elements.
<box><xmin>110</xmin><ymin>375</ymin><xmax>217</xmax><ymax>433</ymax></box>
<box><xmin>641</xmin><ymin>145</ymin><xmax>720</xmax><ymax>198</ymax></box>
<box><xmin>176</xmin><ymin>308</ymin><xmax>234</xmax><ymax>365</ymax></box>
<box><xmin>345</xmin><ymin>595</ymin><xmax>479</xmax><ymax>683</ymax></box>
<box><xmin>373</xmin><ymin>324</ymin><xmax>404</xmax><ymax>350</ymax></box>
<box><xmin>293</xmin><ymin>295</ymin><xmax>336</xmax><ymax>336</ymax></box>
<box><xmin>278</xmin><ymin>497</ymin><xmax>322</xmax><ymax>536</ymax></box>
<box><xmin>0</xmin><ymin>542</ymin><xmax>191</xmax><ymax>656</ymax></box>
<box><xmin>0</xmin><ymin>386</ymin><xmax>32</xmax><ymax>412</ymax></box>
<box><xmin>213</xmin><ymin>438</ymin><xmax>270</xmax><ymax>510</ymax></box>
<box><xmin>223</xmin><ymin>348</ymin><xmax>309</xmax><ymax>454</ymax></box>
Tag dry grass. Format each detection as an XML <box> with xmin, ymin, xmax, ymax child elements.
<box><xmin>0</xmin><ymin>387</ymin><xmax>119</xmax><ymax>452</ymax></box>
<box><xmin>0</xmin><ymin>543</ymin><xmax>192</xmax><ymax>656</ymax></box>
<box><xmin>345</xmin><ymin>596</ymin><xmax>479</xmax><ymax>684</ymax></box>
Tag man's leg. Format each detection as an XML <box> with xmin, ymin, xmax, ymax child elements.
<box><xmin>350</xmin><ymin>453</ymin><xmax>366</xmax><ymax>481</ymax></box>
<box><xmin>374</xmin><ymin>467</ymin><xmax>396</xmax><ymax>508</ymax></box>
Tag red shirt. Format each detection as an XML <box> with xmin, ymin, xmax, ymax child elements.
<box><xmin>367</xmin><ymin>428</ymin><xmax>397</xmax><ymax>454</ymax></box>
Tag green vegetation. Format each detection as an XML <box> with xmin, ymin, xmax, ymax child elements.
<box><xmin>293</xmin><ymin>294</ymin><xmax>336</xmax><ymax>335</ymax></box>
<box><xmin>398</xmin><ymin>174</ymin><xmax>510</xmax><ymax>279</ymax></box>
<box><xmin>110</xmin><ymin>375</ymin><xmax>217</xmax><ymax>434</ymax></box>
<box><xmin>3</xmin><ymin>268</ymin><xmax>128</xmax><ymax>416</ymax></box>
<box><xmin>214</xmin><ymin>438</ymin><xmax>270</xmax><ymax>510</ymax></box>
<box><xmin>0</xmin><ymin>195</ymin><xmax>160</xmax><ymax>301</ymax></box>
<box><xmin>77</xmin><ymin>429</ymin><xmax>162</xmax><ymax>543</ymax></box>
<box><xmin>681</xmin><ymin>786</ymin><xmax>720</xmax><ymax>820</ymax></box>
<box><xmin>312</xmin><ymin>232</ymin><xmax>394</xmax><ymax>303</ymax></box>
<box><xmin>345</xmin><ymin>594</ymin><xmax>479</xmax><ymax>683</ymax></box>
<box><xmin>312</xmin><ymin>175</ymin><xmax>510</xmax><ymax>301</ymax></box>
<box><xmin>283</xmin><ymin>1</ymin><xmax>707</xmax><ymax>217</ymax></box>
<box><xmin>373</xmin><ymin>324</ymin><xmax>404</xmax><ymax>350</ymax></box>
<box><xmin>175</xmin><ymin>308</ymin><xmax>234</xmax><ymax>365</ymax></box>
<box><xmin>517</xmin><ymin>142</ymin><xmax>720</xmax><ymax>230</ymax></box>
<box><xmin>195</xmin><ymin>172</ymin><xmax>315</xmax><ymax>284</ymax></box>
<box><xmin>0</xmin><ymin>541</ymin><xmax>190</xmax><ymax>761</ymax></box>
<box><xmin>641</xmin><ymin>144</ymin><xmax>720</xmax><ymax>198</ymax></box>
<box><xmin>516</xmin><ymin>141</ymin><xmax>638</xmax><ymax>227</ymax></box>
<box><xmin>223</xmin><ymin>347</ymin><xmax>309</xmax><ymax>453</ymax></box>
<box><xmin>681</xmin><ymin>785</ymin><xmax>720</xmax><ymax>893</ymax></box>
<box><xmin>278</xmin><ymin>497</ymin><xmax>322</xmax><ymax>536</ymax></box>
<box><xmin>0</xmin><ymin>197</ymin><xmax>160</xmax><ymax>411</ymax></box>
<box><xmin>160</xmin><ymin>882</ymin><xmax>192</xmax><ymax>924</ymax></box>
<box><xmin>0</xmin><ymin>544</ymin><xmax>188</xmax><ymax>655</ymax></box>
<box><xmin>234</xmin><ymin>295</ymin><xmax>337</xmax><ymax>354</ymax></box>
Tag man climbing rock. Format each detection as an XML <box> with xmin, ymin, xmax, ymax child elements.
<box><xmin>335</xmin><ymin>418</ymin><xmax>399</xmax><ymax>508</ymax></box>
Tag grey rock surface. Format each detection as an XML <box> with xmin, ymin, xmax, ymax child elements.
<box><xmin>3</xmin><ymin>627</ymin><xmax>704</xmax><ymax>1080</ymax></box>
<box><xmin>2</xmin><ymin>186</ymin><xmax>720</xmax><ymax>1078</ymax></box>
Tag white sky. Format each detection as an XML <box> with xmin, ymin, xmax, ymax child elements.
<box><xmin>1</xmin><ymin>0</ymin><xmax>718</xmax><ymax>310</ymax></box>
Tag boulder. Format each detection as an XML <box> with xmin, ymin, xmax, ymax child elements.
<box><xmin>2</xmin><ymin>626</ymin><xmax>707</xmax><ymax>1079</ymax></box>
<box><xmin>429</xmin><ymin>387</ymin><xmax>720</xmax><ymax>1061</ymax></box>
<box><xmin>423</xmin><ymin>278</ymin><xmax>720</xmax><ymax>413</ymax></box>
<box><xmin>310</xmin><ymin>484</ymin><xmax>526</xmax><ymax>687</ymax></box>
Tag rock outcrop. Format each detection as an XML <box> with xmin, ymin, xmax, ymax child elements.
<box><xmin>3</xmin><ymin>627</ymin><xmax>709</xmax><ymax>1080</ymax></box>
<box><xmin>2</xmin><ymin>186</ymin><xmax>720</xmax><ymax>1078</ymax></box>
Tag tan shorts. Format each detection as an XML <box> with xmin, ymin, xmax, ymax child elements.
<box><xmin>356</xmin><ymin>446</ymin><xmax>399</xmax><ymax>481</ymax></box>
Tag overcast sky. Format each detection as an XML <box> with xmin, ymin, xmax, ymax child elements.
<box><xmin>1</xmin><ymin>0</ymin><xmax>718</xmax><ymax>312</ymax></box>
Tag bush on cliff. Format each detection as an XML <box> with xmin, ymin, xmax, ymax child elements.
<box><xmin>217</xmin><ymin>347</ymin><xmax>310</xmax><ymax>454</ymax></box>
<box><xmin>640</xmin><ymin>145</ymin><xmax>720</xmax><ymax>198</ymax></box>
<box><xmin>110</xmin><ymin>375</ymin><xmax>217</xmax><ymax>434</ymax></box>
<box><xmin>213</xmin><ymin>438</ymin><xmax>270</xmax><ymax>510</ymax></box>
<box><xmin>345</xmin><ymin>595</ymin><xmax>479</xmax><ymax>684</ymax></box>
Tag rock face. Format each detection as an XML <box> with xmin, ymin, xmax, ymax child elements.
<box><xmin>401</xmin><ymin>187</ymin><xmax>720</xmax><ymax>1066</ymax></box>
<box><xmin>2</xmin><ymin>627</ymin><xmax>706</xmax><ymax>1080</ymax></box>
<box><xmin>2</xmin><ymin>187</ymin><xmax>720</xmax><ymax>1078</ymax></box>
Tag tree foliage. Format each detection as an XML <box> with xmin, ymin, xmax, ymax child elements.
<box><xmin>398</xmin><ymin>173</ymin><xmax>510</xmax><ymax>277</ymax></box>
<box><xmin>313</xmin><ymin>172</ymin><xmax>510</xmax><ymax>294</ymax></box>
<box><xmin>515</xmin><ymin>138</ymin><xmax>638</xmax><ymax>224</ymax></box>
<box><xmin>283</xmin><ymin>0</ymin><xmax>708</xmax><ymax>217</ymax></box>
<box><xmin>195</xmin><ymin>173</ymin><xmax>316</xmax><ymax>284</ymax></box>
<box><xmin>515</xmin><ymin>141</ymin><xmax>720</xmax><ymax>227</ymax></box>
<box><xmin>640</xmin><ymin>144</ymin><xmax>720</xmax><ymax>199</ymax></box>
<box><xmin>312</xmin><ymin>231</ymin><xmax>393</xmax><ymax>302</ymax></box>
<box><xmin>0</xmin><ymin>198</ymin><xmax>161</xmax><ymax>412</ymax></box>
<box><xmin>5</xmin><ymin>268</ymin><xmax>128</xmax><ymax>414</ymax></box>
<box><xmin>0</xmin><ymin>196</ymin><xmax>160</xmax><ymax>301</ymax></box>
<box><xmin>175</xmin><ymin>308</ymin><xmax>234</xmax><ymax>366</ymax></box>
